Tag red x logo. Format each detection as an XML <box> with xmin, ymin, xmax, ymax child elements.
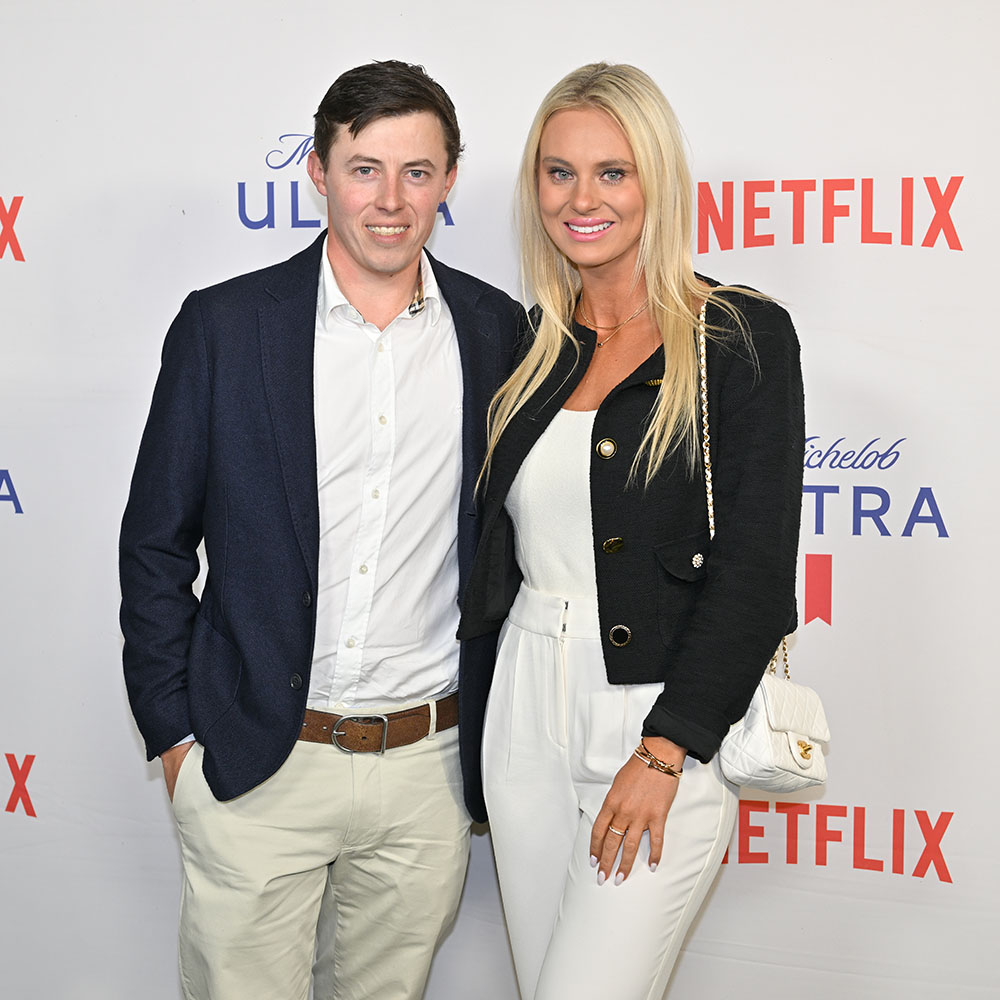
<box><xmin>912</xmin><ymin>809</ymin><xmax>953</xmax><ymax>883</ymax></box>
<box><xmin>5</xmin><ymin>753</ymin><xmax>36</xmax><ymax>817</ymax></box>
<box><xmin>0</xmin><ymin>196</ymin><xmax>25</xmax><ymax>261</ymax></box>
<box><xmin>921</xmin><ymin>177</ymin><xmax>963</xmax><ymax>250</ymax></box>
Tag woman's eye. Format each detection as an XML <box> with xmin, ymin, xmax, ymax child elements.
<box><xmin>549</xmin><ymin>168</ymin><xmax>572</xmax><ymax>182</ymax></box>
<box><xmin>603</xmin><ymin>170</ymin><xmax>625</xmax><ymax>183</ymax></box>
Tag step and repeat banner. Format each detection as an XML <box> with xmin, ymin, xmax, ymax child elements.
<box><xmin>1</xmin><ymin>1</ymin><xmax>996</xmax><ymax>997</ymax></box>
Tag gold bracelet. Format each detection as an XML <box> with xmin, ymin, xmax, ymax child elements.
<box><xmin>633</xmin><ymin>739</ymin><xmax>683</xmax><ymax>778</ymax></box>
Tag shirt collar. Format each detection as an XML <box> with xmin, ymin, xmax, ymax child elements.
<box><xmin>317</xmin><ymin>238</ymin><xmax>442</xmax><ymax>327</ymax></box>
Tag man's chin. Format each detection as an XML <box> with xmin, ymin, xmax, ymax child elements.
<box><xmin>362</xmin><ymin>247</ymin><xmax>423</xmax><ymax>278</ymax></box>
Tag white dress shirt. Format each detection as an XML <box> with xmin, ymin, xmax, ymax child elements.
<box><xmin>309</xmin><ymin>243</ymin><xmax>464</xmax><ymax>711</ymax></box>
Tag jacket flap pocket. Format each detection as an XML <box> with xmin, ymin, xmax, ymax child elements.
<box><xmin>653</xmin><ymin>530</ymin><xmax>711</xmax><ymax>582</ymax></box>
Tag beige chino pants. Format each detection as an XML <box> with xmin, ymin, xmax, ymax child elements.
<box><xmin>170</xmin><ymin>723</ymin><xmax>470</xmax><ymax>1000</ymax></box>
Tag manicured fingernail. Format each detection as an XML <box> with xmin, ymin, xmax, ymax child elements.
<box><xmin>614</xmin><ymin>872</ymin><xmax>625</xmax><ymax>886</ymax></box>
<box><xmin>649</xmin><ymin>862</ymin><xmax>658</xmax><ymax>872</ymax></box>
<box><xmin>597</xmin><ymin>870</ymin><xmax>606</xmax><ymax>885</ymax></box>
<box><xmin>590</xmin><ymin>855</ymin><xmax>599</xmax><ymax>868</ymax></box>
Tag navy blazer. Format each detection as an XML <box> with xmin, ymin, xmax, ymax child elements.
<box><xmin>120</xmin><ymin>231</ymin><xmax>523</xmax><ymax>822</ymax></box>
<box><xmin>458</xmin><ymin>288</ymin><xmax>804</xmax><ymax>763</ymax></box>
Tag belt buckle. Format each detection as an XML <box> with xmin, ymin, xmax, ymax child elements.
<box><xmin>330</xmin><ymin>714</ymin><xmax>389</xmax><ymax>754</ymax></box>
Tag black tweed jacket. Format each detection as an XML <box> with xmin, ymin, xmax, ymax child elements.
<box><xmin>457</xmin><ymin>286</ymin><xmax>805</xmax><ymax>763</ymax></box>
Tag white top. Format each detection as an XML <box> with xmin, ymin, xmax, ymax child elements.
<box><xmin>309</xmin><ymin>243</ymin><xmax>464</xmax><ymax>710</ymax></box>
<box><xmin>505</xmin><ymin>408</ymin><xmax>598</xmax><ymax>600</ymax></box>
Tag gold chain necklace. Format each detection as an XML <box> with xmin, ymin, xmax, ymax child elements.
<box><xmin>578</xmin><ymin>300</ymin><xmax>649</xmax><ymax>348</ymax></box>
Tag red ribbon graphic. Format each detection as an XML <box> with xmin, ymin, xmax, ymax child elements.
<box><xmin>804</xmin><ymin>553</ymin><xmax>833</xmax><ymax>625</ymax></box>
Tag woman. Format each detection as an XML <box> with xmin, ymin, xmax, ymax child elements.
<box><xmin>458</xmin><ymin>64</ymin><xmax>804</xmax><ymax>999</ymax></box>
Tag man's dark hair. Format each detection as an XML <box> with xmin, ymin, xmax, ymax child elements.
<box><xmin>313</xmin><ymin>60</ymin><xmax>463</xmax><ymax>170</ymax></box>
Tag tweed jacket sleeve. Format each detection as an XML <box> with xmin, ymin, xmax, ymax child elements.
<box><xmin>641</xmin><ymin>294</ymin><xmax>804</xmax><ymax>760</ymax></box>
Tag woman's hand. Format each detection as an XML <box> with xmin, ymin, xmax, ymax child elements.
<box><xmin>590</xmin><ymin>736</ymin><xmax>686</xmax><ymax>885</ymax></box>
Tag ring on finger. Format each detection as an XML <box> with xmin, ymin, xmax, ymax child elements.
<box><xmin>608</xmin><ymin>825</ymin><xmax>627</xmax><ymax>837</ymax></box>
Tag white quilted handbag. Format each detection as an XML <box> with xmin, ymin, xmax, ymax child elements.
<box><xmin>694</xmin><ymin>303</ymin><xmax>830</xmax><ymax>791</ymax></box>
<box><xmin>718</xmin><ymin>641</ymin><xmax>830</xmax><ymax>791</ymax></box>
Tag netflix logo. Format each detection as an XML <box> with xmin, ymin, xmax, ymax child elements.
<box><xmin>723</xmin><ymin>800</ymin><xmax>954</xmax><ymax>884</ymax></box>
<box><xmin>0</xmin><ymin>196</ymin><xmax>24</xmax><ymax>262</ymax></box>
<box><xmin>4</xmin><ymin>753</ymin><xmax>36</xmax><ymax>818</ymax></box>
<box><xmin>696</xmin><ymin>176</ymin><xmax>963</xmax><ymax>253</ymax></box>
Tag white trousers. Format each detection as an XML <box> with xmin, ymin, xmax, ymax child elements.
<box><xmin>483</xmin><ymin>586</ymin><xmax>738</xmax><ymax>1000</ymax></box>
<box><xmin>170</xmin><ymin>724</ymin><xmax>470</xmax><ymax>1000</ymax></box>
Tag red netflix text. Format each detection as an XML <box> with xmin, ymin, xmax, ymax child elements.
<box><xmin>4</xmin><ymin>753</ymin><xmax>36</xmax><ymax>817</ymax></box>
<box><xmin>0</xmin><ymin>196</ymin><xmax>25</xmax><ymax>261</ymax></box>
<box><xmin>697</xmin><ymin>177</ymin><xmax>963</xmax><ymax>253</ymax></box>
<box><xmin>723</xmin><ymin>800</ymin><xmax>954</xmax><ymax>883</ymax></box>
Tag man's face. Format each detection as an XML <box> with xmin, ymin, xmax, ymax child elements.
<box><xmin>307</xmin><ymin>111</ymin><xmax>456</xmax><ymax>284</ymax></box>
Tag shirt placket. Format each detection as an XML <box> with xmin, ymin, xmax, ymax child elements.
<box><xmin>332</xmin><ymin>325</ymin><xmax>396</xmax><ymax>705</ymax></box>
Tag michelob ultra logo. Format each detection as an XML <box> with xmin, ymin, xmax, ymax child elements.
<box><xmin>0</xmin><ymin>470</ymin><xmax>22</xmax><ymax>513</ymax></box>
<box><xmin>802</xmin><ymin>436</ymin><xmax>947</xmax><ymax>539</ymax></box>
<box><xmin>800</xmin><ymin>436</ymin><xmax>948</xmax><ymax>626</ymax></box>
<box><xmin>237</xmin><ymin>134</ymin><xmax>454</xmax><ymax>230</ymax></box>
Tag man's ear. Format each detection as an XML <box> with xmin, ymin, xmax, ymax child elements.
<box><xmin>441</xmin><ymin>164</ymin><xmax>458</xmax><ymax>202</ymax></box>
<box><xmin>306</xmin><ymin>150</ymin><xmax>328</xmax><ymax>196</ymax></box>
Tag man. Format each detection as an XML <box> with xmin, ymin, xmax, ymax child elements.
<box><xmin>120</xmin><ymin>61</ymin><xmax>522</xmax><ymax>1000</ymax></box>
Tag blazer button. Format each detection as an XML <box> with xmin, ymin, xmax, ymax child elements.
<box><xmin>596</xmin><ymin>438</ymin><xmax>617</xmax><ymax>459</ymax></box>
<box><xmin>302</xmin><ymin>591</ymin><xmax>312</xmax><ymax>608</ymax></box>
<box><xmin>602</xmin><ymin>537</ymin><xmax>624</xmax><ymax>554</ymax></box>
<box><xmin>609</xmin><ymin>625</ymin><xmax>632</xmax><ymax>647</ymax></box>
<box><xmin>289</xmin><ymin>673</ymin><xmax>303</xmax><ymax>690</ymax></box>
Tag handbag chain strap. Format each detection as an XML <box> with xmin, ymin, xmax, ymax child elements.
<box><xmin>697</xmin><ymin>299</ymin><xmax>789</xmax><ymax>680</ymax></box>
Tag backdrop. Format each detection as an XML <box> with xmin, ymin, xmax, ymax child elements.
<box><xmin>2</xmin><ymin>1</ymin><xmax>996</xmax><ymax>997</ymax></box>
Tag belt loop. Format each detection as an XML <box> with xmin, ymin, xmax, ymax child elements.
<box><xmin>427</xmin><ymin>698</ymin><xmax>438</xmax><ymax>740</ymax></box>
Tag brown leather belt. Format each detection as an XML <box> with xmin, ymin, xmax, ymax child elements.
<box><xmin>298</xmin><ymin>692</ymin><xmax>459</xmax><ymax>753</ymax></box>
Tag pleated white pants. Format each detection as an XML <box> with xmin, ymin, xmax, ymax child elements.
<box><xmin>483</xmin><ymin>585</ymin><xmax>738</xmax><ymax>1000</ymax></box>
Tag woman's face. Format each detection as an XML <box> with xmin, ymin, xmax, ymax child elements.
<box><xmin>536</xmin><ymin>106</ymin><xmax>645</xmax><ymax>279</ymax></box>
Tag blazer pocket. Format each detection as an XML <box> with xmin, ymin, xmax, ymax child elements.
<box><xmin>187</xmin><ymin>613</ymin><xmax>244</xmax><ymax>737</ymax></box>
<box><xmin>653</xmin><ymin>529</ymin><xmax>711</xmax><ymax>581</ymax></box>
<box><xmin>653</xmin><ymin>530</ymin><xmax>711</xmax><ymax>648</ymax></box>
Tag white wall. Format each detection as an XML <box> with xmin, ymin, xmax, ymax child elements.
<box><xmin>1</xmin><ymin>1</ymin><xmax>996</xmax><ymax>996</ymax></box>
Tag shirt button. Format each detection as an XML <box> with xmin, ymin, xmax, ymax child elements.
<box><xmin>602</xmin><ymin>537</ymin><xmax>625</xmax><ymax>554</ymax></box>
<box><xmin>371</xmin><ymin>489</ymin><xmax>380</xmax><ymax>499</ymax></box>
<box><xmin>596</xmin><ymin>438</ymin><xmax>618</xmax><ymax>459</ymax></box>
<box><xmin>378</xmin><ymin>415</ymin><xmax>387</xmax><ymax>425</ymax></box>
<box><xmin>346</xmin><ymin>637</ymin><xmax>357</xmax><ymax>649</ymax></box>
<box><xmin>377</xmin><ymin>342</ymin><xmax>385</xmax><ymax>353</ymax></box>
<box><xmin>289</xmin><ymin>673</ymin><xmax>303</xmax><ymax>689</ymax></box>
<box><xmin>301</xmin><ymin>591</ymin><xmax>312</xmax><ymax>607</ymax></box>
<box><xmin>359</xmin><ymin>564</ymin><xmax>369</xmax><ymax>575</ymax></box>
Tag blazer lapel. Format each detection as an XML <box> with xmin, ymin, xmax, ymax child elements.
<box><xmin>259</xmin><ymin>235</ymin><xmax>325</xmax><ymax>589</ymax></box>
<box><xmin>433</xmin><ymin>266</ymin><xmax>502</xmax><ymax>522</ymax></box>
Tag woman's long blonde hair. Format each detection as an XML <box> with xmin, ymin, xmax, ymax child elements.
<box><xmin>483</xmin><ymin>62</ymin><xmax>752</xmax><ymax>488</ymax></box>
